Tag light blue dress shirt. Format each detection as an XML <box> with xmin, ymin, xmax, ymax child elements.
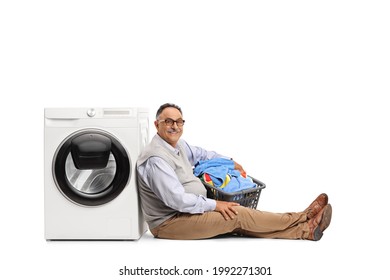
<box><xmin>137</xmin><ymin>134</ymin><xmax>230</xmax><ymax>214</ymax></box>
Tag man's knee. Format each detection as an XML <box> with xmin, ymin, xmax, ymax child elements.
<box><xmin>233</xmin><ymin>205</ymin><xmax>254</xmax><ymax>220</ymax></box>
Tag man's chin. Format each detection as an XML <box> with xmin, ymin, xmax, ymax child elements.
<box><xmin>167</xmin><ymin>135</ymin><xmax>181</xmax><ymax>145</ymax></box>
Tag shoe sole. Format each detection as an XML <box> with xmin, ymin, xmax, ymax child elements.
<box><xmin>313</xmin><ymin>204</ymin><xmax>332</xmax><ymax>241</ymax></box>
<box><xmin>313</xmin><ymin>226</ymin><xmax>323</xmax><ymax>241</ymax></box>
<box><xmin>319</xmin><ymin>204</ymin><xmax>332</xmax><ymax>232</ymax></box>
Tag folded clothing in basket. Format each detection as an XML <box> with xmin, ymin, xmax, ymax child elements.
<box><xmin>193</xmin><ymin>158</ymin><xmax>256</xmax><ymax>193</ymax></box>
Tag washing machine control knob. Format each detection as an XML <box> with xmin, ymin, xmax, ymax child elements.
<box><xmin>87</xmin><ymin>108</ymin><xmax>96</xmax><ymax>117</ymax></box>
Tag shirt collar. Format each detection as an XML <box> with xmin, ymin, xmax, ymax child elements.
<box><xmin>155</xmin><ymin>134</ymin><xmax>180</xmax><ymax>156</ymax></box>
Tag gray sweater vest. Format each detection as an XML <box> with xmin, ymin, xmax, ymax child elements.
<box><xmin>136</xmin><ymin>136</ymin><xmax>206</xmax><ymax>229</ymax></box>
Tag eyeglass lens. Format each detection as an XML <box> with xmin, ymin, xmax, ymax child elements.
<box><xmin>164</xmin><ymin>118</ymin><xmax>185</xmax><ymax>126</ymax></box>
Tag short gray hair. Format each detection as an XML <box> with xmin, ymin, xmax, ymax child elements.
<box><xmin>155</xmin><ymin>103</ymin><xmax>183</xmax><ymax>119</ymax></box>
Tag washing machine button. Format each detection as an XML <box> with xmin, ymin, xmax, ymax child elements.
<box><xmin>87</xmin><ymin>108</ymin><xmax>96</xmax><ymax>117</ymax></box>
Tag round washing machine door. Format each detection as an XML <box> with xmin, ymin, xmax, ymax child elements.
<box><xmin>53</xmin><ymin>129</ymin><xmax>130</xmax><ymax>206</ymax></box>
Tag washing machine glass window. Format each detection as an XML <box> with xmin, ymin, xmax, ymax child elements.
<box><xmin>53</xmin><ymin>129</ymin><xmax>131</xmax><ymax>206</ymax></box>
<box><xmin>65</xmin><ymin>153</ymin><xmax>117</xmax><ymax>195</ymax></box>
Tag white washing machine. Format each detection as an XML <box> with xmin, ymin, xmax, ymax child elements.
<box><xmin>44</xmin><ymin>107</ymin><xmax>149</xmax><ymax>240</ymax></box>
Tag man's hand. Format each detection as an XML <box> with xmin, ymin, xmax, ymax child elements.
<box><xmin>215</xmin><ymin>201</ymin><xmax>240</xmax><ymax>220</ymax></box>
<box><xmin>233</xmin><ymin>161</ymin><xmax>247</xmax><ymax>177</ymax></box>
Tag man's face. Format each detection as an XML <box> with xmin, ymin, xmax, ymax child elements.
<box><xmin>155</xmin><ymin>107</ymin><xmax>184</xmax><ymax>147</ymax></box>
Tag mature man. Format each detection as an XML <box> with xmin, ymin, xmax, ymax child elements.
<box><xmin>136</xmin><ymin>103</ymin><xmax>332</xmax><ymax>240</ymax></box>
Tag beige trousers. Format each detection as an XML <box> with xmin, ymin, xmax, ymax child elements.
<box><xmin>150</xmin><ymin>206</ymin><xmax>311</xmax><ymax>240</ymax></box>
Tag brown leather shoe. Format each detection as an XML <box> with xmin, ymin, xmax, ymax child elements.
<box><xmin>307</xmin><ymin>204</ymin><xmax>332</xmax><ymax>241</ymax></box>
<box><xmin>304</xmin><ymin>193</ymin><xmax>328</xmax><ymax>220</ymax></box>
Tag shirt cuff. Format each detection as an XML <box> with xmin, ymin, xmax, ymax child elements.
<box><xmin>204</xmin><ymin>197</ymin><xmax>217</xmax><ymax>212</ymax></box>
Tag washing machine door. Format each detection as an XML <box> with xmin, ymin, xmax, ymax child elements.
<box><xmin>53</xmin><ymin>130</ymin><xmax>130</xmax><ymax>206</ymax></box>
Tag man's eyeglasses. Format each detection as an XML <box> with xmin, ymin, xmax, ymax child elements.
<box><xmin>158</xmin><ymin>118</ymin><xmax>185</xmax><ymax>127</ymax></box>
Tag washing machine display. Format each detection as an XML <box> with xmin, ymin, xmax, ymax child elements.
<box><xmin>44</xmin><ymin>108</ymin><xmax>149</xmax><ymax>240</ymax></box>
<box><xmin>54</xmin><ymin>130</ymin><xmax>130</xmax><ymax>206</ymax></box>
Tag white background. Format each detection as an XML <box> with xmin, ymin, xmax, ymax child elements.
<box><xmin>1</xmin><ymin>1</ymin><xmax>389</xmax><ymax>279</ymax></box>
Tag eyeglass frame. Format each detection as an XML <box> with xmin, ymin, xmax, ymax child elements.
<box><xmin>157</xmin><ymin>118</ymin><xmax>186</xmax><ymax>127</ymax></box>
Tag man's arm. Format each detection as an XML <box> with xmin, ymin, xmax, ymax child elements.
<box><xmin>137</xmin><ymin>156</ymin><xmax>216</xmax><ymax>213</ymax></box>
<box><xmin>181</xmin><ymin>140</ymin><xmax>246</xmax><ymax>175</ymax></box>
<box><xmin>180</xmin><ymin>140</ymin><xmax>230</xmax><ymax>166</ymax></box>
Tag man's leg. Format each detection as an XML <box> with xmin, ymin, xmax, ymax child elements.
<box><xmin>151</xmin><ymin>206</ymin><xmax>309</xmax><ymax>240</ymax></box>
